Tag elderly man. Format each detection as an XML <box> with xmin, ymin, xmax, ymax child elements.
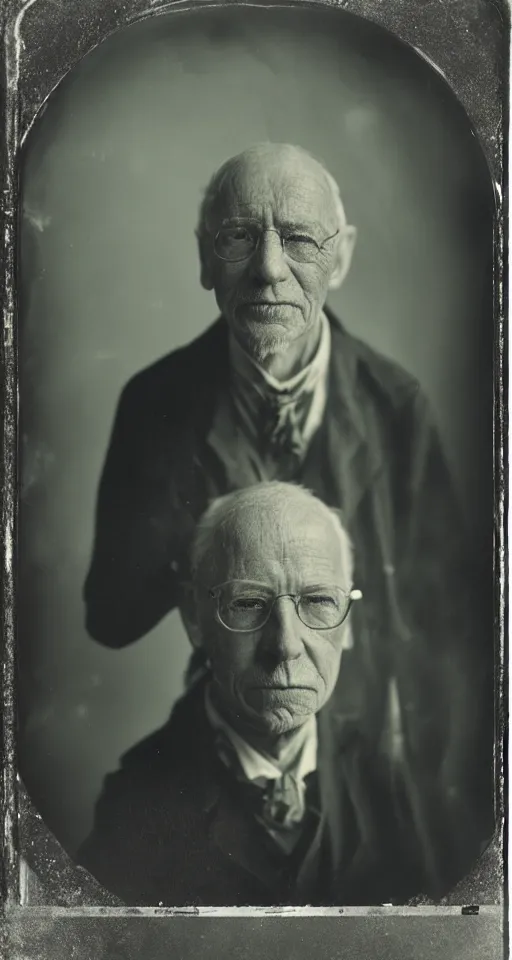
<box><xmin>79</xmin><ymin>483</ymin><xmax>473</xmax><ymax>906</ymax></box>
<box><xmin>84</xmin><ymin>143</ymin><xmax>491</xmax><ymax>831</ymax></box>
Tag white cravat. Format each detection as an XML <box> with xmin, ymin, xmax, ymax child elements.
<box><xmin>206</xmin><ymin>312</ymin><xmax>331</xmax><ymax>485</ymax></box>
<box><xmin>229</xmin><ymin>310</ymin><xmax>331</xmax><ymax>456</ymax></box>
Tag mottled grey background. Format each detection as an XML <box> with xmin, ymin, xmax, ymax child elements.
<box><xmin>5</xmin><ymin>912</ymin><xmax>505</xmax><ymax>960</ymax></box>
<box><xmin>17</xmin><ymin>7</ymin><xmax>494</xmax><ymax>854</ymax></box>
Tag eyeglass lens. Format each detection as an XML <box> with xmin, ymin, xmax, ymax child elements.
<box><xmin>214</xmin><ymin>224</ymin><xmax>322</xmax><ymax>263</ymax></box>
<box><xmin>218</xmin><ymin>585</ymin><xmax>350</xmax><ymax>631</ymax></box>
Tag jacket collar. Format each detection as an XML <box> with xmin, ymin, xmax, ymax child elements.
<box><xmin>305</xmin><ymin>307</ymin><xmax>383</xmax><ymax>525</ymax></box>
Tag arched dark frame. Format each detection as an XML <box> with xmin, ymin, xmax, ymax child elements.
<box><xmin>2</xmin><ymin>0</ymin><xmax>506</xmax><ymax>913</ymax></box>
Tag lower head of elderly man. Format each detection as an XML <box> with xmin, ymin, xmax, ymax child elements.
<box><xmin>78</xmin><ymin>482</ymin><xmax>464</xmax><ymax>907</ymax></box>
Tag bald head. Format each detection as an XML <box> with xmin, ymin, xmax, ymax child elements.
<box><xmin>198</xmin><ymin>142</ymin><xmax>347</xmax><ymax>240</ymax></box>
<box><xmin>192</xmin><ymin>481</ymin><xmax>353</xmax><ymax>588</ymax></box>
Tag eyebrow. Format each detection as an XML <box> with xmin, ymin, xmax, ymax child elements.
<box><xmin>225</xmin><ymin>581</ymin><xmax>345</xmax><ymax>592</ymax></box>
<box><xmin>280</xmin><ymin>220</ymin><xmax>326</xmax><ymax>233</ymax></box>
<box><xmin>219</xmin><ymin>216</ymin><xmax>327</xmax><ymax>233</ymax></box>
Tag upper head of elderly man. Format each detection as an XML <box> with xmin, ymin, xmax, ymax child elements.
<box><xmin>197</xmin><ymin>142</ymin><xmax>355</xmax><ymax>379</ymax></box>
<box><xmin>79</xmin><ymin>482</ymin><xmax>433</xmax><ymax>908</ymax></box>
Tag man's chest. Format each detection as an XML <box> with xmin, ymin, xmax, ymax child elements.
<box><xmin>123</xmin><ymin>771</ymin><xmax>330</xmax><ymax>906</ymax></box>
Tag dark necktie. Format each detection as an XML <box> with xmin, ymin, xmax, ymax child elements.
<box><xmin>215</xmin><ymin>730</ymin><xmax>310</xmax><ymax>833</ymax></box>
<box><xmin>261</xmin><ymin>773</ymin><xmax>307</xmax><ymax>830</ymax></box>
<box><xmin>260</xmin><ymin>390</ymin><xmax>315</xmax><ymax>479</ymax></box>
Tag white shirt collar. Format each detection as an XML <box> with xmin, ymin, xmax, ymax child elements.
<box><xmin>205</xmin><ymin>683</ymin><xmax>317</xmax><ymax>787</ymax></box>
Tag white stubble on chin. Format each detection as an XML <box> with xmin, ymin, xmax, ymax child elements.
<box><xmin>247</xmin><ymin>334</ymin><xmax>290</xmax><ymax>363</ymax></box>
<box><xmin>234</xmin><ymin>307</ymin><xmax>306</xmax><ymax>359</ymax></box>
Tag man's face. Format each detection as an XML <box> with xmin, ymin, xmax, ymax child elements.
<box><xmin>201</xmin><ymin>150</ymin><xmax>343</xmax><ymax>360</ymax></box>
<box><xmin>197</xmin><ymin>503</ymin><xmax>350</xmax><ymax>739</ymax></box>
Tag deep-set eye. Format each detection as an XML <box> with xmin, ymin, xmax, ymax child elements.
<box><xmin>223</xmin><ymin>226</ymin><xmax>252</xmax><ymax>242</ymax></box>
<box><xmin>286</xmin><ymin>233</ymin><xmax>315</xmax><ymax>244</ymax></box>
<box><xmin>302</xmin><ymin>593</ymin><xmax>337</xmax><ymax>607</ymax></box>
<box><xmin>283</xmin><ymin>235</ymin><xmax>320</xmax><ymax>262</ymax></box>
<box><xmin>230</xmin><ymin>597</ymin><xmax>266</xmax><ymax>611</ymax></box>
<box><xmin>215</xmin><ymin>226</ymin><xmax>256</xmax><ymax>262</ymax></box>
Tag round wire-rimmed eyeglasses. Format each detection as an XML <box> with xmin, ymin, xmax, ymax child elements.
<box><xmin>213</xmin><ymin>221</ymin><xmax>341</xmax><ymax>264</ymax></box>
<box><xmin>208</xmin><ymin>580</ymin><xmax>363</xmax><ymax>633</ymax></box>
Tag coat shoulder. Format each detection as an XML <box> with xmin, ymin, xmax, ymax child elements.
<box><xmin>86</xmin><ymin>685</ymin><xmax>213</xmax><ymax>838</ymax></box>
<box><xmin>352</xmin><ymin>335</ymin><xmax>421</xmax><ymax>410</ymax></box>
<box><xmin>328</xmin><ymin>313</ymin><xmax>422</xmax><ymax>412</ymax></box>
<box><xmin>117</xmin><ymin>681</ymin><xmax>210</xmax><ymax>776</ymax></box>
<box><xmin>120</xmin><ymin>318</ymin><xmax>228</xmax><ymax>408</ymax></box>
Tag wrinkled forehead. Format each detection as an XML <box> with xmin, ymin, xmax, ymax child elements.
<box><xmin>209</xmin><ymin>499</ymin><xmax>348</xmax><ymax>584</ymax></box>
<box><xmin>211</xmin><ymin>151</ymin><xmax>337</xmax><ymax>228</ymax></box>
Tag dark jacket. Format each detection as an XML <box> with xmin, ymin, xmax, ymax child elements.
<box><xmin>84</xmin><ymin>311</ymin><xmax>493</xmax><ymax>886</ymax></box>
<box><xmin>78</xmin><ymin>678</ymin><xmax>431</xmax><ymax>906</ymax></box>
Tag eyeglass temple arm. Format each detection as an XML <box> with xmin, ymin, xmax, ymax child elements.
<box><xmin>209</xmin><ymin>586</ymin><xmax>362</xmax><ymax>599</ymax></box>
<box><xmin>320</xmin><ymin>228</ymin><xmax>341</xmax><ymax>248</ymax></box>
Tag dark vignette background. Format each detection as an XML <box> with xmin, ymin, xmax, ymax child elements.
<box><xmin>15</xmin><ymin>5</ymin><xmax>497</xmax><ymax>862</ymax></box>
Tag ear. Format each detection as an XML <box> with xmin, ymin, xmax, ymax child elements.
<box><xmin>180</xmin><ymin>581</ymin><xmax>203</xmax><ymax>650</ymax></box>
<box><xmin>328</xmin><ymin>225</ymin><xmax>357</xmax><ymax>291</ymax></box>
<box><xmin>197</xmin><ymin>230</ymin><xmax>215</xmax><ymax>291</ymax></box>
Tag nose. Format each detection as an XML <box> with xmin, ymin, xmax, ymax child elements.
<box><xmin>260</xmin><ymin>597</ymin><xmax>303</xmax><ymax>664</ymax></box>
<box><xmin>251</xmin><ymin>230</ymin><xmax>289</xmax><ymax>284</ymax></box>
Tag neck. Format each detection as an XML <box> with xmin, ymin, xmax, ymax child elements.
<box><xmin>251</xmin><ymin>314</ymin><xmax>322</xmax><ymax>381</ymax></box>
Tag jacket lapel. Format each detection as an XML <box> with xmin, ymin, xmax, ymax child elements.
<box><xmin>169</xmin><ymin>318</ymin><xmax>230</xmax><ymax>505</ymax></box>
<box><xmin>322</xmin><ymin>313</ymin><xmax>384</xmax><ymax>525</ymax></box>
